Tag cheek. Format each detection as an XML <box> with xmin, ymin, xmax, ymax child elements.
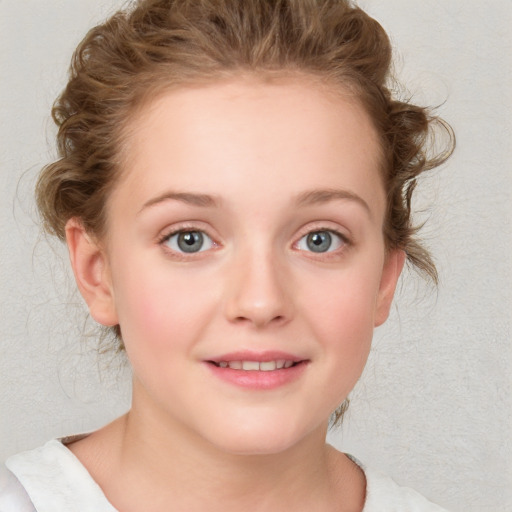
<box><xmin>299</xmin><ymin>260</ymin><xmax>384</xmax><ymax>376</ymax></box>
<box><xmin>305</xmin><ymin>266</ymin><xmax>381</xmax><ymax>335</ymax></box>
<box><xmin>111</xmin><ymin>263</ymin><xmax>217</xmax><ymax>354</ymax></box>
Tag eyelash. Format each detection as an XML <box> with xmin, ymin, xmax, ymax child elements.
<box><xmin>294</xmin><ymin>228</ymin><xmax>350</xmax><ymax>256</ymax></box>
<box><xmin>157</xmin><ymin>226</ymin><xmax>351</xmax><ymax>258</ymax></box>
<box><xmin>158</xmin><ymin>227</ymin><xmax>217</xmax><ymax>257</ymax></box>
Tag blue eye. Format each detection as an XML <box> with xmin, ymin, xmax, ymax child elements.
<box><xmin>297</xmin><ymin>230</ymin><xmax>345</xmax><ymax>253</ymax></box>
<box><xmin>163</xmin><ymin>230</ymin><xmax>214</xmax><ymax>253</ymax></box>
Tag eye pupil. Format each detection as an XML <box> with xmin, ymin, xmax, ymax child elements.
<box><xmin>307</xmin><ymin>231</ymin><xmax>332</xmax><ymax>253</ymax></box>
<box><xmin>177</xmin><ymin>231</ymin><xmax>204</xmax><ymax>253</ymax></box>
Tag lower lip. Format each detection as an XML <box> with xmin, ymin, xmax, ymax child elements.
<box><xmin>205</xmin><ymin>361</ymin><xmax>308</xmax><ymax>390</ymax></box>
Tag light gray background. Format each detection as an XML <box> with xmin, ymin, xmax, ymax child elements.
<box><xmin>1</xmin><ymin>1</ymin><xmax>511</xmax><ymax>511</ymax></box>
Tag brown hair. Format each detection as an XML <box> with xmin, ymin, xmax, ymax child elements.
<box><xmin>36</xmin><ymin>0</ymin><xmax>454</xmax><ymax>393</ymax></box>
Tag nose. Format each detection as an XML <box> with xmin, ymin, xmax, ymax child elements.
<box><xmin>224</xmin><ymin>247</ymin><xmax>292</xmax><ymax>328</ymax></box>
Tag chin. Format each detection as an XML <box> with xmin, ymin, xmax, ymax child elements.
<box><xmin>199</xmin><ymin>411</ymin><xmax>324</xmax><ymax>457</ymax></box>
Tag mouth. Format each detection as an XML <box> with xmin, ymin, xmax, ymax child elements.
<box><xmin>208</xmin><ymin>360</ymin><xmax>300</xmax><ymax>371</ymax></box>
<box><xmin>204</xmin><ymin>352</ymin><xmax>308</xmax><ymax>389</ymax></box>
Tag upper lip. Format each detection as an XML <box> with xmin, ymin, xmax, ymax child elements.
<box><xmin>206</xmin><ymin>350</ymin><xmax>306</xmax><ymax>363</ymax></box>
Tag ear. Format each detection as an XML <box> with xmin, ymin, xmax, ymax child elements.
<box><xmin>65</xmin><ymin>218</ymin><xmax>118</xmax><ymax>327</ymax></box>
<box><xmin>374</xmin><ymin>249</ymin><xmax>406</xmax><ymax>327</ymax></box>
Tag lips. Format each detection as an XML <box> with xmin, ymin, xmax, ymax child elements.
<box><xmin>205</xmin><ymin>351</ymin><xmax>308</xmax><ymax>389</ymax></box>
<box><xmin>211</xmin><ymin>360</ymin><xmax>296</xmax><ymax>371</ymax></box>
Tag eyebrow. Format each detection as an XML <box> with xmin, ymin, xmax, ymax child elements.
<box><xmin>138</xmin><ymin>187</ymin><xmax>371</xmax><ymax>215</ymax></box>
<box><xmin>295</xmin><ymin>188</ymin><xmax>371</xmax><ymax>215</ymax></box>
<box><xmin>139</xmin><ymin>191</ymin><xmax>220</xmax><ymax>213</ymax></box>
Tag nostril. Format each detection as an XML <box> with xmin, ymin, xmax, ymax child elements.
<box><xmin>231</xmin><ymin>313</ymin><xmax>287</xmax><ymax>328</ymax></box>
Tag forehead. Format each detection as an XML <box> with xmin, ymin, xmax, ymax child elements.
<box><xmin>112</xmin><ymin>76</ymin><xmax>385</xmax><ymax>218</ymax></box>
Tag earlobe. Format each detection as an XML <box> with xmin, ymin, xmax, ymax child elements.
<box><xmin>374</xmin><ymin>249</ymin><xmax>406</xmax><ymax>327</ymax></box>
<box><xmin>65</xmin><ymin>218</ymin><xmax>118</xmax><ymax>327</ymax></box>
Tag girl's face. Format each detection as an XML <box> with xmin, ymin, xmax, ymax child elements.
<box><xmin>72</xmin><ymin>77</ymin><xmax>403</xmax><ymax>455</ymax></box>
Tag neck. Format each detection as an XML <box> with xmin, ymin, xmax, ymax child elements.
<box><xmin>120</xmin><ymin>411</ymin><xmax>334</xmax><ymax>510</ymax></box>
<box><xmin>73</xmin><ymin>386</ymin><xmax>365</xmax><ymax>512</ymax></box>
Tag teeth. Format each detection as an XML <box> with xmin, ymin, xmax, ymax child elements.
<box><xmin>242</xmin><ymin>361</ymin><xmax>260</xmax><ymax>371</ymax></box>
<box><xmin>215</xmin><ymin>360</ymin><xmax>296</xmax><ymax>371</ymax></box>
<box><xmin>260</xmin><ymin>361</ymin><xmax>276</xmax><ymax>371</ymax></box>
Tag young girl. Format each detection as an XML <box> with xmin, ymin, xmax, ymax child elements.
<box><xmin>1</xmin><ymin>0</ymin><xmax>455</xmax><ymax>510</ymax></box>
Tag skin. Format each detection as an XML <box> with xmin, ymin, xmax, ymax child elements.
<box><xmin>65</xmin><ymin>77</ymin><xmax>405</xmax><ymax>512</ymax></box>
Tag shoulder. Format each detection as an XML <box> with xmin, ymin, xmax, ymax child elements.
<box><xmin>359</xmin><ymin>461</ymin><xmax>450</xmax><ymax>512</ymax></box>
<box><xmin>0</xmin><ymin>464</ymin><xmax>36</xmax><ymax>512</ymax></box>
<box><xmin>3</xmin><ymin>440</ymin><xmax>117</xmax><ymax>512</ymax></box>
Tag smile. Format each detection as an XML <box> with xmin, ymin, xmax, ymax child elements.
<box><xmin>205</xmin><ymin>353</ymin><xmax>308</xmax><ymax>389</ymax></box>
<box><xmin>211</xmin><ymin>360</ymin><xmax>297</xmax><ymax>371</ymax></box>
<box><xmin>204</xmin><ymin>358</ymin><xmax>310</xmax><ymax>391</ymax></box>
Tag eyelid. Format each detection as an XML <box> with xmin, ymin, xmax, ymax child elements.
<box><xmin>157</xmin><ymin>224</ymin><xmax>219</xmax><ymax>256</ymax></box>
<box><xmin>294</xmin><ymin>222</ymin><xmax>351</xmax><ymax>242</ymax></box>
<box><xmin>293</xmin><ymin>225</ymin><xmax>351</xmax><ymax>255</ymax></box>
<box><xmin>165</xmin><ymin>231</ymin><xmax>214</xmax><ymax>252</ymax></box>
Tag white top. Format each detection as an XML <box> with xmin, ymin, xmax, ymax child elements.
<box><xmin>0</xmin><ymin>440</ymin><xmax>449</xmax><ymax>511</ymax></box>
